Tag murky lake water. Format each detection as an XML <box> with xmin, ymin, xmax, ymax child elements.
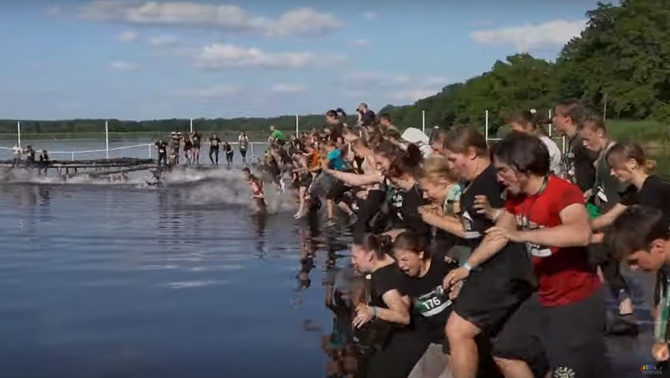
<box><xmin>0</xmin><ymin>138</ymin><xmax>664</xmax><ymax>377</ymax></box>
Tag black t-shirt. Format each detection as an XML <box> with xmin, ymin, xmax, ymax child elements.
<box><xmin>361</xmin><ymin>110</ymin><xmax>376</xmax><ymax>127</ymax></box>
<box><xmin>459</xmin><ymin>164</ymin><xmax>532</xmax><ymax>281</ymax></box>
<box><xmin>155</xmin><ymin>141</ymin><xmax>167</xmax><ymax>155</ymax></box>
<box><xmin>192</xmin><ymin>133</ymin><xmax>201</xmax><ymax>147</ymax></box>
<box><xmin>401</xmin><ymin>253</ymin><xmax>459</xmax><ymax>341</ymax></box>
<box><xmin>561</xmin><ymin>134</ymin><xmax>596</xmax><ymax>192</ymax></box>
<box><xmin>330</xmin><ymin>123</ymin><xmax>344</xmax><ymax>142</ymax></box>
<box><xmin>389</xmin><ymin>184</ymin><xmax>431</xmax><ymax>237</ymax></box>
<box><xmin>210</xmin><ymin>137</ymin><xmax>220</xmax><ymax>148</ymax></box>
<box><xmin>620</xmin><ymin>175</ymin><xmax>670</xmax><ymax>221</ymax></box>
<box><xmin>224</xmin><ymin>142</ymin><xmax>233</xmax><ymax>153</ymax></box>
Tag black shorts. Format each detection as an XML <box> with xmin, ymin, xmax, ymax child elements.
<box><xmin>452</xmin><ymin>265</ymin><xmax>532</xmax><ymax>335</ymax></box>
<box><xmin>240</xmin><ymin>148</ymin><xmax>247</xmax><ymax>157</ymax></box>
<box><xmin>299</xmin><ymin>173</ymin><xmax>312</xmax><ymax>188</ymax></box>
<box><xmin>493</xmin><ymin>289</ymin><xmax>608</xmax><ymax>377</ymax></box>
<box><xmin>326</xmin><ymin>178</ymin><xmax>350</xmax><ymax>202</ymax></box>
<box><xmin>365</xmin><ymin>331</ymin><xmax>430</xmax><ymax>378</ymax></box>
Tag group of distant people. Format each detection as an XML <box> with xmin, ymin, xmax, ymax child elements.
<box><xmin>11</xmin><ymin>144</ymin><xmax>50</xmax><ymax>173</ymax></box>
<box><xmin>242</xmin><ymin>99</ymin><xmax>670</xmax><ymax>378</ymax></box>
<box><xmin>154</xmin><ymin>130</ymin><xmax>251</xmax><ymax>168</ymax></box>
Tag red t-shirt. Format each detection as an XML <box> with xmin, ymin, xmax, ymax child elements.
<box><xmin>505</xmin><ymin>175</ymin><xmax>600</xmax><ymax>306</ymax></box>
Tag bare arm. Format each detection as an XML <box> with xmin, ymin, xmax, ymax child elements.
<box><xmin>422</xmin><ymin>212</ymin><xmax>466</xmax><ymax>238</ymax></box>
<box><xmin>323</xmin><ymin>168</ymin><xmax>382</xmax><ymax>186</ymax></box>
<box><xmin>590</xmin><ymin>203</ymin><xmax>627</xmax><ymax>230</ymax></box>
<box><xmin>517</xmin><ymin>203</ymin><xmax>592</xmax><ymax>248</ymax></box>
<box><xmin>375</xmin><ymin>289</ymin><xmax>410</xmax><ymax>325</ymax></box>
<box><xmin>466</xmin><ymin>210</ymin><xmax>517</xmax><ymax>268</ymax></box>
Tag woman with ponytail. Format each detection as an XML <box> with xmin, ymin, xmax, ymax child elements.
<box><xmin>509</xmin><ymin>110</ymin><xmax>563</xmax><ymax>176</ymax></box>
<box><xmin>351</xmin><ymin>232</ymin><xmax>432</xmax><ymax>378</ymax></box>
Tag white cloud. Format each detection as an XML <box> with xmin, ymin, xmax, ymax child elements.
<box><xmin>363</xmin><ymin>11</ymin><xmax>378</xmax><ymax>21</ymax></box>
<box><xmin>194</xmin><ymin>43</ymin><xmax>344</xmax><ymax>70</ymax></box>
<box><xmin>118</xmin><ymin>30</ymin><xmax>139</xmax><ymax>42</ymax></box>
<box><xmin>78</xmin><ymin>1</ymin><xmax>342</xmax><ymax>37</ymax></box>
<box><xmin>170</xmin><ymin>85</ymin><xmax>240</xmax><ymax>98</ymax></box>
<box><xmin>352</xmin><ymin>39</ymin><xmax>369</xmax><ymax>47</ymax></box>
<box><xmin>44</xmin><ymin>5</ymin><xmax>60</xmax><ymax>16</ymax></box>
<box><xmin>470</xmin><ymin>19</ymin><xmax>586</xmax><ymax>52</ymax></box>
<box><xmin>389</xmin><ymin>88</ymin><xmax>439</xmax><ymax>103</ymax></box>
<box><xmin>110</xmin><ymin>61</ymin><xmax>139</xmax><ymax>71</ymax></box>
<box><xmin>148</xmin><ymin>35</ymin><xmax>179</xmax><ymax>47</ymax></box>
<box><xmin>339</xmin><ymin>72</ymin><xmax>446</xmax><ymax>105</ymax></box>
<box><xmin>270</xmin><ymin>83</ymin><xmax>306</xmax><ymax>93</ymax></box>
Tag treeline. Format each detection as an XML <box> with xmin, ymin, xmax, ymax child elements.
<box><xmin>1</xmin><ymin>0</ymin><xmax>668</xmax><ymax>136</ymax></box>
<box><xmin>380</xmin><ymin>0</ymin><xmax>670</xmax><ymax>133</ymax></box>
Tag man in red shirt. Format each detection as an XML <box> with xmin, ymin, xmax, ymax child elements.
<box><xmin>445</xmin><ymin>132</ymin><xmax>607</xmax><ymax>377</ymax></box>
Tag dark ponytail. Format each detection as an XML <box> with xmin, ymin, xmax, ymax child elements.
<box><xmin>387</xmin><ymin>143</ymin><xmax>424</xmax><ymax>178</ymax></box>
<box><xmin>353</xmin><ymin>232</ymin><xmax>392</xmax><ymax>260</ymax></box>
<box><xmin>336</xmin><ymin>107</ymin><xmax>347</xmax><ymax>117</ymax></box>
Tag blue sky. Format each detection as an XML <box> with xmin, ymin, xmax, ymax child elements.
<box><xmin>0</xmin><ymin>0</ymin><xmax>600</xmax><ymax>120</ymax></box>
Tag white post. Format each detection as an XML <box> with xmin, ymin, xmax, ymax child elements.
<box><xmin>148</xmin><ymin>144</ymin><xmax>152</xmax><ymax>159</ymax></box>
<box><xmin>548</xmin><ymin>109</ymin><xmax>553</xmax><ymax>137</ymax></box>
<box><xmin>190</xmin><ymin>118</ymin><xmax>193</xmax><ymax>133</ymax></box>
<box><xmin>16</xmin><ymin>121</ymin><xmax>21</xmax><ymax>147</ymax></box>
<box><xmin>485</xmin><ymin>110</ymin><xmax>489</xmax><ymax>143</ymax></box>
<box><xmin>421</xmin><ymin>111</ymin><xmax>426</xmax><ymax>133</ymax></box>
<box><xmin>295</xmin><ymin>114</ymin><xmax>299</xmax><ymax>135</ymax></box>
<box><xmin>105</xmin><ymin>120</ymin><xmax>109</xmax><ymax>159</ymax></box>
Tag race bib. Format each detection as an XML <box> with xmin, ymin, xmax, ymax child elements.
<box><xmin>414</xmin><ymin>288</ymin><xmax>452</xmax><ymax>317</ymax></box>
<box><xmin>525</xmin><ymin>242</ymin><xmax>552</xmax><ymax>257</ymax></box>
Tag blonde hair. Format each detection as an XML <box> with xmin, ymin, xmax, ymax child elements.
<box><xmin>419</xmin><ymin>155</ymin><xmax>459</xmax><ymax>183</ymax></box>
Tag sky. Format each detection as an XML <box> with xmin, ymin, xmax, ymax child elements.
<box><xmin>0</xmin><ymin>0</ymin><xmax>602</xmax><ymax>120</ymax></box>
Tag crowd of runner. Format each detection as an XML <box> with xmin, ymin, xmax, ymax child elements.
<box><xmin>244</xmin><ymin>100</ymin><xmax>670</xmax><ymax>377</ymax></box>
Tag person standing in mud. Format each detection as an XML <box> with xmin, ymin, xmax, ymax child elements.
<box><xmin>223</xmin><ymin>140</ymin><xmax>234</xmax><ymax>167</ymax></box>
<box><xmin>155</xmin><ymin>139</ymin><xmax>168</xmax><ymax>166</ymax></box>
<box><xmin>192</xmin><ymin>130</ymin><xmax>202</xmax><ymax>164</ymax></box>
<box><xmin>238</xmin><ymin>131</ymin><xmax>250</xmax><ymax>164</ymax></box>
<box><xmin>209</xmin><ymin>133</ymin><xmax>221</xmax><ymax>165</ymax></box>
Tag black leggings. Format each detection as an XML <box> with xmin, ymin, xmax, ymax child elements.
<box><xmin>353</xmin><ymin>190</ymin><xmax>386</xmax><ymax>234</ymax></box>
<box><xmin>365</xmin><ymin>332</ymin><xmax>429</xmax><ymax>378</ymax></box>
<box><xmin>209</xmin><ymin>148</ymin><xmax>219</xmax><ymax>164</ymax></box>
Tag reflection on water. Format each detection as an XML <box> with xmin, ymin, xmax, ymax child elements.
<box><xmin>0</xmin><ymin>183</ymin><xmax>662</xmax><ymax>378</ymax></box>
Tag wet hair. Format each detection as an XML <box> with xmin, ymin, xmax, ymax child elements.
<box><xmin>325</xmin><ymin>109</ymin><xmax>339</xmax><ymax>119</ymax></box>
<box><xmin>373</xmin><ymin>140</ymin><xmax>402</xmax><ymax>160</ymax></box>
<box><xmin>553</xmin><ymin>99</ymin><xmax>586</xmax><ymax>125</ymax></box>
<box><xmin>576</xmin><ymin>113</ymin><xmax>607</xmax><ymax>134</ymax></box>
<box><xmin>444</xmin><ymin>128</ymin><xmax>488</xmax><ymax>157</ymax></box>
<box><xmin>392</xmin><ymin>231</ymin><xmax>429</xmax><ymax>259</ymax></box>
<box><xmin>491</xmin><ymin>132</ymin><xmax>550</xmax><ymax>176</ymax></box>
<box><xmin>419</xmin><ymin>155</ymin><xmax>459</xmax><ymax>183</ymax></box>
<box><xmin>386</xmin><ymin>144</ymin><xmax>423</xmax><ymax>178</ymax></box>
<box><xmin>242</xmin><ymin>167</ymin><xmax>251</xmax><ymax>174</ymax></box>
<box><xmin>379</xmin><ymin>113</ymin><xmax>392</xmax><ymax>123</ymax></box>
<box><xmin>429</xmin><ymin>129</ymin><xmax>448</xmax><ymax>147</ymax></box>
<box><xmin>603</xmin><ymin>205</ymin><xmax>669</xmax><ymax>261</ymax></box>
<box><xmin>509</xmin><ymin>110</ymin><xmax>549</xmax><ymax>135</ymax></box>
<box><xmin>352</xmin><ymin>137</ymin><xmax>370</xmax><ymax>149</ymax></box>
<box><xmin>383</xmin><ymin>128</ymin><xmax>402</xmax><ymax>141</ymax></box>
<box><xmin>353</xmin><ymin>232</ymin><xmax>392</xmax><ymax>260</ymax></box>
<box><xmin>605</xmin><ymin>141</ymin><xmax>656</xmax><ymax>174</ymax></box>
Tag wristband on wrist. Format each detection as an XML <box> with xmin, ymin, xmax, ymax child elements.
<box><xmin>462</xmin><ymin>262</ymin><xmax>472</xmax><ymax>271</ymax></box>
<box><xmin>371</xmin><ymin>306</ymin><xmax>377</xmax><ymax>318</ymax></box>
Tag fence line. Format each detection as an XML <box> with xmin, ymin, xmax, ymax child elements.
<box><xmin>0</xmin><ymin>142</ymin><xmax>267</xmax><ymax>161</ymax></box>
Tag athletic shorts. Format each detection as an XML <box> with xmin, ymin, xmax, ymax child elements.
<box><xmin>492</xmin><ymin>289</ymin><xmax>608</xmax><ymax>377</ymax></box>
<box><xmin>452</xmin><ymin>268</ymin><xmax>531</xmax><ymax>335</ymax></box>
<box><xmin>326</xmin><ymin>178</ymin><xmax>350</xmax><ymax>203</ymax></box>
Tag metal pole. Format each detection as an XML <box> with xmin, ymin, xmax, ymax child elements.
<box><xmin>548</xmin><ymin>109</ymin><xmax>553</xmax><ymax>137</ymax></box>
<box><xmin>17</xmin><ymin>121</ymin><xmax>21</xmax><ymax>147</ymax></box>
<box><xmin>105</xmin><ymin>120</ymin><xmax>109</xmax><ymax>159</ymax></box>
<box><xmin>421</xmin><ymin>111</ymin><xmax>426</xmax><ymax>133</ymax></box>
<box><xmin>485</xmin><ymin>110</ymin><xmax>489</xmax><ymax>143</ymax></box>
<box><xmin>148</xmin><ymin>144</ymin><xmax>152</xmax><ymax>159</ymax></box>
<box><xmin>190</xmin><ymin>118</ymin><xmax>193</xmax><ymax>133</ymax></box>
<box><xmin>295</xmin><ymin>114</ymin><xmax>299</xmax><ymax>135</ymax></box>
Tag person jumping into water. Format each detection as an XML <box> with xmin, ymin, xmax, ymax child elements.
<box><xmin>244</xmin><ymin>167</ymin><xmax>267</xmax><ymax>214</ymax></box>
